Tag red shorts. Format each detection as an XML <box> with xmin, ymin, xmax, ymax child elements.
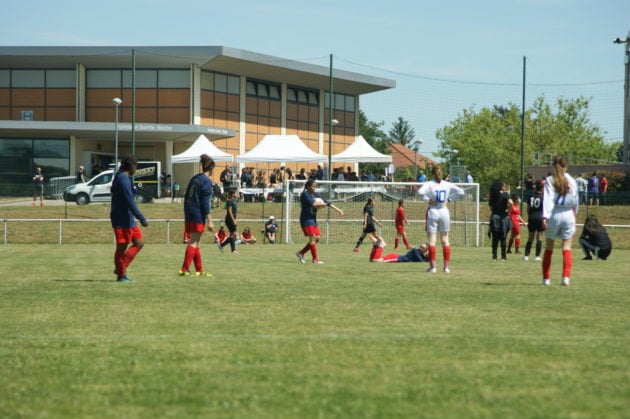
<box><xmin>113</xmin><ymin>225</ymin><xmax>143</xmax><ymax>245</ymax></box>
<box><xmin>511</xmin><ymin>224</ymin><xmax>521</xmax><ymax>235</ymax></box>
<box><xmin>185</xmin><ymin>221</ymin><xmax>206</xmax><ymax>234</ymax></box>
<box><xmin>302</xmin><ymin>225</ymin><xmax>321</xmax><ymax>236</ymax></box>
<box><xmin>395</xmin><ymin>224</ymin><xmax>406</xmax><ymax>234</ymax></box>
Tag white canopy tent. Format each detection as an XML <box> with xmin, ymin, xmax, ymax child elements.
<box><xmin>236</xmin><ymin>134</ymin><xmax>325</xmax><ymax>163</ymax></box>
<box><xmin>172</xmin><ymin>135</ymin><xmax>234</xmax><ymax>163</ymax></box>
<box><xmin>331</xmin><ymin>135</ymin><xmax>392</xmax><ymax>163</ymax></box>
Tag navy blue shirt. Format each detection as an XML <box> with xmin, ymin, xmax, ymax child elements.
<box><xmin>299</xmin><ymin>190</ymin><xmax>329</xmax><ymax>227</ymax></box>
<box><xmin>110</xmin><ymin>171</ymin><xmax>146</xmax><ymax>229</ymax></box>
<box><xmin>398</xmin><ymin>248</ymin><xmax>427</xmax><ymax>263</ymax></box>
<box><xmin>184</xmin><ymin>173</ymin><xmax>213</xmax><ymax>224</ymax></box>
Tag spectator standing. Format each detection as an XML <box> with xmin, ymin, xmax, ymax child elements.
<box><xmin>417</xmin><ymin>166</ymin><xmax>465</xmax><ymax>273</ymax></box>
<box><xmin>178</xmin><ymin>154</ymin><xmax>216</xmax><ymax>277</ymax></box>
<box><xmin>541</xmin><ymin>156</ymin><xmax>579</xmax><ymax>286</ymax></box>
<box><xmin>588</xmin><ymin>172</ymin><xmax>599</xmax><ymax>206</ymax></box>
<box><xmin>599</xmin><ymin>175</ymin><xmax>608</xmax><ymax>205</ymax></box>
<box><xmin>32</xmin><ymin>167</ymin><xmax>44</xmax><ymax>206</ymax></box>
<box><xmin>76</xmin><ymin>165</ymin><xmax>87</xmax><ymax>183</ymax></box>
<box><xmin>576</xmin><ymin>174</ymin><xmax>588</xmax><ymax>205</ymax></box>
<box><xmin>110</xmin><ymin>155</ymin><xmax>148</xmax><ymax>282</ymax></box>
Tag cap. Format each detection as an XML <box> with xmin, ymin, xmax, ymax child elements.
<box><xmin>269</xmin><ymin>215</ymin><xmax>275</xmax><ymax>220</ymax></box>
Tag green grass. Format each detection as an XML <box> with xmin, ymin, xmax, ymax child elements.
<box><xmin>1</xmin><ymin>243</ymin><xmax>628</xmax><ymax>418</ymax></box>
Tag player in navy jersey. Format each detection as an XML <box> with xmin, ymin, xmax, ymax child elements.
<box><xmin>110</xmin><ymin>155</ymin><xmax>148</xmax><ymax>282</ymax></box>
<box><xmin>179</xmin><ymin>154</ymin><xmax>216</xmax><ymax>277</ymax></box>
<box><xmin>295</xmin><ymin>179</ymin><xmax>344</xmax><ymax>264</ymax></box>
<box><xmin>417</xmin><ymin>165</ymin><xmax>465</xmax><ymax>273</ymax></box>
<box><xmin>523</xmin><ymin>180</ymin><xmax>545</xmax><ymax>261</ymax></box>
<box><xmin>541</xmin><ymin>156</ymin><xmax>579</xmax><ymax>286</ymax></box>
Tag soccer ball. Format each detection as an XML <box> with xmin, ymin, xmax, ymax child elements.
<box><xmin>314</xmin><ymin>197</ymin><xmax>325</xmax><ymax>205</ymax></box>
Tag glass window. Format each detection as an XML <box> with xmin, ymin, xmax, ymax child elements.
<box><xmin>269</xmin><ymin>85</ymin><xmax>280</xmax><ymax>100</ymax></box>
<box><xmin>246</xmin><ymin>81</ymin><xmax>257</xmax><ymax>96</ymax></box>
<box><xmin>335</xmin><ymin>93</ymin><xmax>345</xmax><ymax>110</ymax></box>
<box><xmin>158</xmin><ymin>70</ymin><xmax>189</xmax><ymax>88</ymax></box>
<box><xmin>0</xmin><ymin>70</ymin><xmax>10</xmax><ymax>87</ymax></box>
<box><xmin>33</xmin><ymin>158</ymin><xmax>70</xmax><ymax>178</ymax></box>
<box><xmin>87</xmin><ymin>70</ymin><xmax>121</xmax><ymax>88</ymax></box>
<box><xmin>214</xmin><ymin>73</ymin><xmax>227</xmax><ymax>92</ymax></box>
<box><xmin>46</xmin><ymin>70</ymin><xmax>75</xmax><ymax>88</ymax></box>
<box><xmin>227</xmin><ymin>75</ymin><xmax>240</xmax><ymax>95</ymax></box>
<box><xmin>0</xmin><ymin>139</ymin><xmax>32</xmax><ymax>158</ymax></box>
<box><xmin>123</xmin><ymin>70</ymin><xmax>157</xmax><ymax>88</ymax></box>
<box><xmin>34</xmin><ymin>139</ymin><xmax>70</xmax><ymax>158</ymax></box>
<box><xmin>345</xmin><ymin>95</ymin><xmax>355</xmax><ymax>112</ymax></box>
<box><xmin>287</xmin><ymin>88</ymin><xmax>297</xmax><ymax>102</ymax></box>
<box><xmin>13</xmin><ymin>70</ymin><xmax>45</xmax><ymax>87</ymax></box>
<box><xmin>201</xmin><ymin>71</ymin><xmax>213</xmax><ymax>90</ymax></box>
<box><xmin>308</xmin><ymin>91</ymin><xmax>318</xmax><ymax>105</ymax></box>
<box><xmin>297</xmin><ymin>90</ymin><xmax>307</xmax><ymax>104</ymax></box>
<box><xmin>257</xmin><ymin>83</ymin><xmax>268</xmax><ymax>97</ymax></box>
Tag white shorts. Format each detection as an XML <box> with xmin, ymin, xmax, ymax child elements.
<box><xmin>426</xmin><ymin>206</ymin><xmax>450</xmax><ymax>233</ymax></box>
<box><xmin>545</xmin><ymin>209</ymin><xmax>576</xmax><ymax>241</ymax></box>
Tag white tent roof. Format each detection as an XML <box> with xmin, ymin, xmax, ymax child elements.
<box><xmin>236</xmin><ymin>134</ymin><xmax>326</xmax><ymax>163</ymax></box>
<box><xmin>331</xmin><ymin>135</ymin><xmax>392</xmax><ymax>163</ymax></box>
<box><xmin>172</xmin><ymin>135</ymin><xmax>233</xmax><ymax>163</ymax></box>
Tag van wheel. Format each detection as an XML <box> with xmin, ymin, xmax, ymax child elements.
<box><xmin>135</xmin><ymin>194</ymin><xmax>147</xmax><ymax>204</ymax></box>
<box><xmin>76</xmin><ymin>193</ymin><xmax>90</xmax><ymax>205</ymax></box>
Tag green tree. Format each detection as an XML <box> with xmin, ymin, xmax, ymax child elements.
<box><xmin>436</xmin><ymin>95</ymin><xmax>620</xmax><ymax>192</ymax></box>
<box><xmin>358</xmin><ymin>109</ymin><xmax>390</xmax><ymax>176</ymax></box>
<box><xmin>388</xmin><ymin>116</ymin><xmax>416</xmax><ymax>146</ymax></box>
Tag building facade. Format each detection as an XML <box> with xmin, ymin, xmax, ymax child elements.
<box><xmin>0</xmin><ymin>46</ymin><xmax>394</xmax><ymax>195</ymax></box>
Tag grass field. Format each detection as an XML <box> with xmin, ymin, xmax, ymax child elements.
<box><xmin>1</xmin><ymin>242</ymin><xmax>628</xmax><ymax>418</ymax></box>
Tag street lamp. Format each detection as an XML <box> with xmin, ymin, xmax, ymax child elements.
<box><xmin>112</xmin><ymin>97</ymin><xmax>122</xmax><ymax>170</ymax></box>
<box><xmin>614</xmin><ymin>32</ymin><xmax>630</xmax><ymax>164</ymax></box>
<box><xmin>410</xmin><ymin>139</ymin><xmax>424</xmax><ymax>180</ymax></box>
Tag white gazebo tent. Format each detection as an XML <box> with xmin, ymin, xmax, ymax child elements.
<box><xmin>236</xmin><ymin>134</ymin><xmax>326</xmax><ymax>163</ymax></box>
<box><xmin>331</xmin><ymin>135</ymin><xmax>392</xmax><ymax>164</ymax></box>
<box><xmin>172</xmin><ymin>134</ymin><xmax>234</xmax><ymax>163</ymax></box>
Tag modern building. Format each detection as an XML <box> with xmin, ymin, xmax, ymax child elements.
<box><xmin>0</xmin><ymin>46</ymin><xmax>395</xmax><ymax>196</ymax></box>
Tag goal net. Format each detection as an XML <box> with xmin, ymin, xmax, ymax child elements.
<box><xmin>282</xmin><ymin>180</ymin><xmax>480</xmax><ymax>247</ymax></box>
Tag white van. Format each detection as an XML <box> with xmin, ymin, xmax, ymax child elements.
<box><xmin>64</xmin><ymin>161</ymin><xmax>161</xmax><ymax>205</ymax></box>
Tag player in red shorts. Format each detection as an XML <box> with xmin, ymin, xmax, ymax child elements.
<box><xmin>295</xmin><ymin>179</ymin><xmax>344</xmax><ymax>264</ymax></box>
<box><xmin>179</xmin><ymin>154</ymin><xmax>216</xmax><ymax>277</ymax></box>
<box><xmin>110</xmin><ymin>155</ymin><xmax>148</xmax><ymax>282</ymax></box>
<box><xmin>394</xmin><ymin>199</ymin><xmax>412</xmax><ymax>250</ymax></box>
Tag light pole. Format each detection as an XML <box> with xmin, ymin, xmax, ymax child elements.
<box><xmin>410</xmin><ymin>139</ymin><xmax>424</xmax><ymax>180</ymax></box>
<box><xmin>112</xmin><ymin>97</ymin><xmax>122</xmax><ymax>170</ymax></box>
<box><xmin>614</xmin><ymin>32</ymin><xmax>630</xmax><ymax>164</ymax></box>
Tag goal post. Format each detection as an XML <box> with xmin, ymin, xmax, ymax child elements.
<box><xmin>283</xmin><ymin>180</ymin><xmax>480</xmax><ymax>247</ymax></box>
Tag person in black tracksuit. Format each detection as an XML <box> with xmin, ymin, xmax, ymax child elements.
<box><xmin>488</xmin><ymin>179</ymin><xmax>512</xmax><ymax>261</ymax></box>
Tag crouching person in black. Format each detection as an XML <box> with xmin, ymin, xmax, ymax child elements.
<box><xmin>579</xmin><ymin>215</ymin><xmax>612</xmax><ymax>260</ymax></box>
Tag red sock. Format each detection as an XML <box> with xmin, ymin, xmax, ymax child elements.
<box><xmin>394</xmin><ymin>238</ymin><xmax>399</xmax><ymax>249</ymax></box>
<box><xmin>182</xmin><ymin>245</ymin><xmax>196</xmax><ymax>271</ymax></box>
<box><xmin>122</xmin><ymin>245</ymin><xmax>141</xmax><ymax>271</ymax></box>
<box><xmin>114</xmin><ymin>248</ymin><xmax>125</xmax><ymax>276</ymax></box>
<box><xmin>562</xmin><ymin>249</ymin><xmax>572</xmax><ymax>278</ymax></box>
<box><xmin>403</xmin><ymin>237</ymin><xmax>411</xmax><ymax>248</ymax></box>
<box><xmin>310</xmin><ymin>243</ymin><xmax>319</xmax><ymax>261</ymax></box>
<box><xmin>515</xmin><ymin>238</ymin><xmax>521</xmax><ymax>251</ymax></box>
<box><xmin>429</xmin><ymin>245</ymin><xmax>437</xmax><ymax>268</ymax></box>
<box><xmin>542</xmin><ymin>249</ymin><xmax>553</xmax><ymax>279</ymax></box>
<box><xmin>443</xmin><ymin>245</ymin><xmax>451</xmax><ymax>267</ymax></box>
<box><xmin>193</xmin><ymin>247</ymin><xmax>202</xmax><ymax>272</ymax></box>
<box><xmin>300</xmin><ymin>243</ymin><xmax>311</xmax><ymax>255</ymax></box>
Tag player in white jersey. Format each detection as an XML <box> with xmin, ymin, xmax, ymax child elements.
<box><xmin>541</xmin><ymin>156</ymin><xmax>579</xmax><ymax>286</ymax></box>
<box><xmin>417</xmin><ymin>166</ymin><xmax>465</xmax><ymax>273</ymax></box>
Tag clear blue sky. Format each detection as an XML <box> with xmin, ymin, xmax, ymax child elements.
<box><xmin>2</xmin><ymin>0</ymin><xmax>628</xmax><ymax>155</ymax></box>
